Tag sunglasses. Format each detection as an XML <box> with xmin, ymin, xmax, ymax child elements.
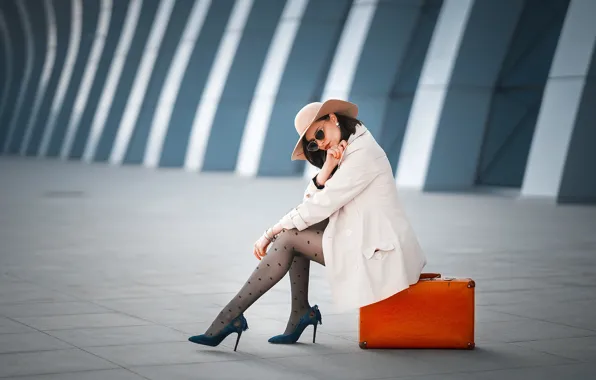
<box><xmin>306</xmin><ymin>128</ymin><xmax>325</xmax><ymax>152</ymax></box>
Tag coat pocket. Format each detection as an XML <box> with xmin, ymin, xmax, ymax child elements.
<box><xmin>363</xmin><ymin>242</ymin><xmax>395</xmax><ymax>260</ymax></box>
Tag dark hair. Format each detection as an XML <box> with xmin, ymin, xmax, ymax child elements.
<box><xmin>301</xmin><ymin>113</ymin><xmax>362</xmax><ymax>169</ymax></box>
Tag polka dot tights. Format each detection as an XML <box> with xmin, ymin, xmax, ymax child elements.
<box><xmin>204</xmin><ymin>223</ymin><xmax>326</xmax><ymax>336</ymax></box>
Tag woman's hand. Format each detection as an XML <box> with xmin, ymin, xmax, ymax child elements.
<box><xmin>253</xmin><ymin>225</ymin><xmax>285</xmax><ymax>260</ymax></box>
<box><xmin>325</xmin><ymin>141</ymin><xmax>347</xmax><ymax>167</ymax></box>
<box><xmin>253</xmin><ymin>234</ymin><xmax>271</xmax><ymax>260</ymax></box>
<box><xmin>318</xmin><ymin>140</ymin><xmax>347</xmax><ymax>185</ymax></box>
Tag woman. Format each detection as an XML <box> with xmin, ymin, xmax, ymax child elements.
<box><xmin>188</xmin><ymin>99</ymin><xmax>426</xmax><ymax>351</ymax></box>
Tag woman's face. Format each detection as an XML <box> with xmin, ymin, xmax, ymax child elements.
<box><xmin>304</xmin><ymin>113</ymin><xmax>341</xmax><ymax>152</ymax></box>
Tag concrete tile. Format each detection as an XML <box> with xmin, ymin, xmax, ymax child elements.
<box><xmin>0</xmin><ymin>301</ymin><xmax>111</xmax><ymax>318</ymax></box>
<box><xmin>0</xmin><ymin>316</ymin><xmax>37</xmax><ymax>334</ymax></box>
<box><xmin>382</xmin><ymin>373</ymin><xmax>479</xmax><ymax>380</ymax></box>
<box><xmin>85</xmin><ymin>341</ymin><xmax>254</xmax><ymax>367</ymax></box>
<box><xmin>0</xmin><ymin>369</ymin><xmax>145</xmax><ymax>380</ymax></box>
<box><xmin>12</xmin><ymin>313</ymin><xmax>153</xmax><ymax>331</ymax></box>
<box><xmin>303</xmin><ymin>313</ymin><xmax>358</xmax><ymax>335</ymax></box>
<box><xmin>404</xmin><ymin>341</ymin><xmax>577</xmax><ymax>373</ymax></box>
<box><xmin>475</xmin><ymin>307</ymin><xmax>528</xmax><ymax>323</ymax></box>
<box><xmin>60</xmin><ymin>284</ymin><xmax>177</xmax><ymax>300</ymax></box>
<box><xmin>2</xmin><ymin>158</ymin><xmax>596</xmax><ymax>380</ymax></box>
<box><xmin>160</xmin><ymin>282</ymin><xmax>247</xmax><ymax>295</ymax></box>
<box><xmin>132</xmin><ymin>273</ymin><xmax>224</xmax><ymax>287</ymax></box>
<box><xmin>269</xmin><ymin>351</ymin><xmax>443</xmax><ymax>380</ymax></box>
<box><xmin>94</xmin><ymin>294</ymin><xmax>225</xmax><ymax>311</ymax></box>
<box><xmin>475</xmin><ymin>277</ymin><xmax>563</xmax><ymax>293</ymax></box>
<box><xmin>476</xmin><ymin>286</ymin><xmax>596</xmax><ymax>307</ymax></box>
<box><xmin>47</xmin><ymin>325</ymin><xmax>187</xmax><ymax>347</ymax></box>
<box><xmin>513</xmin><ymin>336</ymin><xmax>596</xmax><ymax>362</ymax></box>
<box><xmin>228</xmin><ymin>331</ymin><xmax>360</xmax><ymax>359</ymax></box>
<box><xmin>168</xmin><ymin>321</ymin><xmax>213</xmax><ymax>336</ymax></box>
<box><xmin>130</xmin><ymin>360</ymin><xmax>320</xmax><ymax>380</ymax></box>
<box><xmin>384</xmin><ymin>363</ymin><xmax>596</xmax><ymax>379</ymax></box>
<box><xmin>476</xmin><ymin>319</ymin><xmax>596</xmax><ymax>343</ymax></box>
<box><xmin>0</xmin><ymin>332</ymin><xmax>72</xmax><ymax>354</ymax></box>
<box><xmin>242</xmin><ymin>303</ymin><xmax>293</xmax><ymax>320</ymax></box>
<box><xmin>461</xmin><ymin>363</ymin><xmax>596</xmax><ymax>380</ymax></box>
<box><xmin>0</xmin><ymin>349</ymin><xmax>117</xmax><ymax>378</ymax></box>
<box><xmin>0</xmin><ymin>287</ymin><xmax>77</xmax><ymax>304</ymax></box>
<box><xmin>117</xmin><ymin>308</ymin><xmax>210</xmax><ymax>324</ymax></box>
<box><xmin>326</xmin><ymin>330</ymin><xmax>359</xmax><ymax>342</ymax></box>
<box><xmin>488</xmin><ymin>300</ymin><xmax>596</xmax><ymax>331</ymax></box>
<box><xmin>93</xmin><ymin>296</ymin><xmax>226</xmax><ymax>323</ymax></box>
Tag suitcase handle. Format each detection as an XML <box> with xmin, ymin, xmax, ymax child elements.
<box><xmin>419</xmin><ymin>273</ymin><xmax>441</xmax><ymax>280</ymax></box>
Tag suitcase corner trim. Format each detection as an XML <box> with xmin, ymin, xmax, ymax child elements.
<box><xmin>359</xmin><ymin>341</ymin><xmax>368</xmax><ymax>349</ymax></box>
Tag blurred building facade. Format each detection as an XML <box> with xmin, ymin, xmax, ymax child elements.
<box><xmin>0</xmin><ymin>0</ymin><xmax>594</xmax><ymax>204</ymax></box>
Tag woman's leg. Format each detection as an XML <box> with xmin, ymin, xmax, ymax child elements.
<box><xmin>285</xmin><ymin>256</ymin><xmax>312</xmax><ymax>334</ymax></box>
<box><xmin>203</xmin><ymin>226</ymin><xmax>325</xmax><ymax>337</ymax></box>
<box><xmin>283</xmin><ymin>219</ymin><xmax>327</xmax><ymax>334</ymax></box>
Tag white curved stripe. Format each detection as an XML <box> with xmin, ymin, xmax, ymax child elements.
<box><xmin>109</xmin><ymin>0</ymin><xmax>176</xmax><ymax>165</ymax></box>
<box><xmin>303</xmin><ymin>0</ymin><xmax>378</xmax><ymax>179</ymax></box>
<box><xmin>522</xmin><ymin>0</ymin><xmax>596</xmax><ymax>198</ymax></box>
<box><xmin>60</xmin><ymin>0</ymin><xmax>112</xmax><ymax>159</ymax></box>
<box><xmin>20</xmin><ymin>0</ymin><xmax>57</xmax><ymax>155</ymax></box>
<box><xmin>3</xmin><ymin>1</ymin><xmax>34</xmax><ymax>154</ymax></box>
<box><xmin>83</xmin><ymin>0</ymin><xmax>142</xmax><ymax>162</ymax></box>
<box><xmin>235</xmin><ymin>0</ymin><xmax>309</xmax><ymax>177</ymax></box>
<box><xmin>144</xmin><ymin>0</ymin><xmax>211</xmax><ymax>168</ymax></box>
<box><xmin>396</xmin><ymin>0</ymin><xmax>473</xmax><ymax>189</ymax></box>
<box><xmin>0</xmin><ymin>14</ymin><xmax>14</xmax><ymax>131</ymax></box>
<box><xmin>38</xmin><ymin>0</ymin><xmax>83</xmax><ymax>157</ymax></box>
<box><xmin>184</xmin><ymin>0</ymin><xmax>254</xmax><ymax>172</ymax></box>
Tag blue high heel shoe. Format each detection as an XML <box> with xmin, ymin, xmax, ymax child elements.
<box><xmin>188</xmin><ymin>314</ymin><xmax>249</xmax><ymax>351</ymax></box>
<box><xmin>268</xmin><ymin>305</ymin><xmax>322</xmax><ymax>344</ymax></box>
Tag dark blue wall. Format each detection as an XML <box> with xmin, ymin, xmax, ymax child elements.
<box><xmin>477</xmin><ymin>0</ymin><xmax>571</xmax><ymax>188</ymax></box>
<box><xmin>25</xmin><ymin>0</ymin><xmax>71</xmax><ymax>156</ymax></box>
<box><xmin>69</xmin><ymin>0</ymin><xmax>131</xmax><ymax>159</ymax></box>
<box><xmin>94</xmin><ymin>0</ymin><xmax>160</xmax><ymax>162</ymax></box>
<box><xmin>201</xmin><ymin>0</ymin><xmax>288</xmax><ymax>172</ymax></box>
<box><xmin>0</xmin><ymin>0</ymin><xmax>24</xmax><ymax>147</ymax></box>
<box><xmin>7</xmin><ymin>0</ymin><xmax>47</xmax><ymax>154</ymax></box>
<box><xmin>257</xmin><ymin>0</ymin><xmax>353</xmax><ymax>176</ymax></box>
<box><xmin>159</xmin><ymin>0</ymin><xmax>236</xmax><ymax>168</ymax></box>
<box><xmin>350</xmin><ymin>0</ymin><xmax>442</xmax><ymax>173</ymax></box>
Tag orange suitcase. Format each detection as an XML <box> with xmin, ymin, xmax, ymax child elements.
<box><xmin>359</xmin><ymin>273</ymin><xmax>475</xmax><ymax>349</ymax></box>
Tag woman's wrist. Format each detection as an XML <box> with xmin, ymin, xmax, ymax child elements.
<box><xmin>270</xmin><ymin>223</ymin><xmax>284</xmax><ymax>236</ymax></box>
<box><xmin>263</xmin><ymin>228</ymin><xmax>274</xmax><ymax>242</ymax></box>
<box><xmin>264</xmin><ymin>224</ymin><xmax>284</xmax><ymax>241</ymax></box>
<box><xmin>316</xmin><ymin>165</ymin><xmax>333</xmax><ymax>186</ymax></box>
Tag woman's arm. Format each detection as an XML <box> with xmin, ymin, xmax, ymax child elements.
<box><xmin>275</xmin><ymin>152</ymin><xmax>382</xmax><ymax>233</ymax></box>
<box><xmin>267</xmin><ymin>163</ymin><xmax>335</xmax><ymax>238</ymax></box>
<box><xmin>314</xmin><ymin>164</ymin><xmax>334</xmax><ymax>187</ymax></box>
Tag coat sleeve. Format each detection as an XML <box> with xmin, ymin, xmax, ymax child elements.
<box><xmin>279</xmin><ymin>153</ymin><xmax>381</xmax><ymax>231</ymax></box>
<box><xmin>302</xmin><ymin>175</ymin><xmax>324</xmax><ymax>201</ymax></box>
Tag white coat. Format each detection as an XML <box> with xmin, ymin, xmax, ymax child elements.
<box><xmin>279</xmin><ymin>124</ymin><xmax>427</xmax><ymax>312</ymax></box>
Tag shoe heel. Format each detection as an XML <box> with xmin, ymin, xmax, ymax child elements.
<box><xmin>268</xmin><ymin>305</ymin><xmax>323</xmax><ymax>345</ymax></box>
<box><xmin>189</xmin><ymin>314</ymin><xmax>248</xmax><ymax>352</ymax></box>
<box><xmin>234</xmin><ymin>330</ymin><xmax>242</xmax><ymax>352</ymax></box>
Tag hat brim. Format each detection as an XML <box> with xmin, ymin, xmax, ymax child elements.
<box><xmin>291</xmin><ymin>99</ymin><xmax>358</xmax><ymax>161</ymax></box>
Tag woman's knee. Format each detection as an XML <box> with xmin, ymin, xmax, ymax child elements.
<box><xmin>271</xmin><ymin>229</ymin><xmax>299</xmax><ymax>250</ymax></box>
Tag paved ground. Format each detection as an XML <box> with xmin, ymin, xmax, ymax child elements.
<box><xmin>1</xmin><ymin>156</ymin><xmax>595</xmax><ymax>380</ymax></box>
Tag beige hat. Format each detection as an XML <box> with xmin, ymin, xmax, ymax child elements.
<box><xmin>290</xmin><ymin>99</ymin><xmax>358</xmax><ymax>160</ymax></box>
